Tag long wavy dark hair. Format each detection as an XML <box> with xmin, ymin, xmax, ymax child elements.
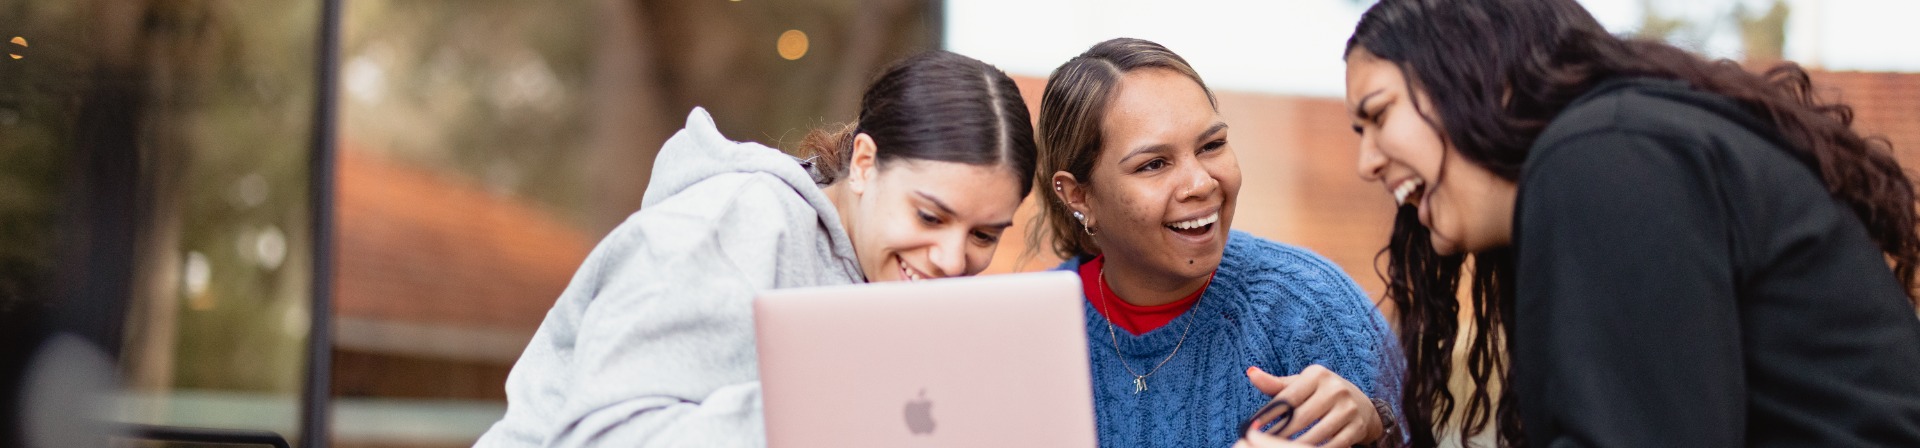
<box><xmin>1347</xmin><ymin>0</ymin><xmax>1920</xmax><ymax>446</ymax></box>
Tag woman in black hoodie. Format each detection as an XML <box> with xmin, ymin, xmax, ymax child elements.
<box><xmin>1242</xmin><ymin>0</ymin><xmax>1920</xmax><ymax>446</ymax></box>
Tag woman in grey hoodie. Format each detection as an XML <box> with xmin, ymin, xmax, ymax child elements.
<box><xmin>475</xmin><ymin>51</ymin><xmax>1038</xmax><ymax>447</ymax></box>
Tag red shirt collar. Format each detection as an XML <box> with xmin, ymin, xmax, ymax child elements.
<box><xmin>1078</xmin><ymin>255</ymin><xmax>1213</xmax><ymax>335</ymax></box>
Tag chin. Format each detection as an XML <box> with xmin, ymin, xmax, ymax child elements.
<box><xmin>1176</xmin><ymin>252</ymin><xmax>1224</xmax><ymax>278</ymax></box>
<box><xmin>1195</xmin><ymin>260</ymin><xmax>1224</xmax><ymax>278</ymax></box>
<box><xmin>861</xmin><ymin>261</ymin><xmax>899</xmax><ymax>283</ymax></box>
<box><xmin>1433</xmin><ymin>236</ymin><xmax>1503</xmax><ymax>256</ymax></box>
<box><xmin>1425</xmin><ymin>231</ymin><xmax>1463</xmax><ymax>256</ymax></box>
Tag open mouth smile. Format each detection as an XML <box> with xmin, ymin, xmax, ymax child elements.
<box><xmin>1392</xmin><ymin>178</ymin><xmax>1426</xmax><ymax>206</ymax></box>
<box><xmin>1166</xmin><ymin>211</ymin><xmax>1220</xmax><ymax>238</ymax></box>
<box><xmin>896</xmin><ymin>254</ymin><xmax>927</xmax><ymax>282</ymax></box>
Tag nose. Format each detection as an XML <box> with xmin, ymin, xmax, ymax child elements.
<box><xmin>1356</xmin><ymin>135</ymin><xmax>1386</xmax><ymax>182</ymax></box>
<box><xmin>1175</xmin><ymin>162</ymin><xmax>1220</xmax><ymax>202</ymax></box>
<box><xmin>927</xmin><ymin>232</ymin><xmax>967</xmax><ymax>278</ymax></box>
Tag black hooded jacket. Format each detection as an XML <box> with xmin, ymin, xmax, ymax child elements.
<box><xmin>1510</xmin><ymin>77</ymin><xmax>1920</xmax><ymax>447</ymax></box>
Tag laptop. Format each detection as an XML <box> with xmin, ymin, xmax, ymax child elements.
<box><xmin>754</xmin><ymin>271</ymin><xmax>1097</xmax><ymax>447</ymax></box>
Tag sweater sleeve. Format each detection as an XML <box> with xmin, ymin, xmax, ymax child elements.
<box><xmin>1512</xmin><ymin>130</ymin><xmax>1745</xmax><ymax>447</ymax></box>
<box><xmin>480</xmin><ymin>174</ymin><xmax>819</xmax><ymax>448</ymax></box>
<box><xmin>1246</xmin><ymin>238</ymin><xmax>1404</xmax><ymax>422</ymax></box>
<box><xmin>1285</xmin><ymin>249</ymin><xmax>1403</xmax><ymax>420</ymax></box>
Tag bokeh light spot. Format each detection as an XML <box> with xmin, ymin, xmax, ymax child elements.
<box><xmin>777</xmin><ymin>30</ymin><xmax>808</xmax><ymax>61</ymax></box>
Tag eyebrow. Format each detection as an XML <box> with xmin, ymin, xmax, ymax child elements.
<box><xmin>1352</xmin><ymin>90</ymin><xmax>1384</xmax><ymax>118</ymax></box>
<box><xmin>1120</xmin><ymin>121</ymin><xmax>1232</xmax><ymax>164</ymax></box>
<box><xmin>1120</xmin><ymin>142</ymin><xmax>1171</xmax><ymax>164</ymax></box>
<box><xmin>916</xmin><ymin>191</ymin><xmax>1014</xmax><ymax>229</ymax></box>
<box><xmin>1195</xmin><ymin>122</ymin><xmax>1228</xmax><ymax>145</ymax></box>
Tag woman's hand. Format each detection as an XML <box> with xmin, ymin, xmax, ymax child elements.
<box><xmin>1244</xmin><ymin>365</ymin><xmax>1383</xmax><ymax>446</ymax></box>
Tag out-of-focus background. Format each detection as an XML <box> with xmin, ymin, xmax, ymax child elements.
<box><xmin>1</xmin><ymin>0</ymin><xmax>1915</xmax><ymax>446</ymax></box>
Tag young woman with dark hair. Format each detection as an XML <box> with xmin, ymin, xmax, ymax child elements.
<box><xmin>477</xmin><ymin>50</ymin><xmax>1038</xmax><ymax>447</ymax></box>
<box><xmin>1308</xmin><ymin>0</ymin><xmax>1920</xmax><ymax>446</ymax></box>
<box><xmin>1035</xmin><ymin>37</ymin><xmax>1404</xmax><ymax>448</ymax></box>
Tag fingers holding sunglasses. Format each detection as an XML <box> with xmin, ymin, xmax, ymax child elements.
<box><xmin>1266</xmin><ymin>364</ymin><xmax>1381</xmax><ymax>443</ymax></box>
<box><xmin>1291</xmin><ymin>394</ymin><xmax>1370</xmax><ymax>446</ymax></box>
<box><xmin>1243</xmin><ymin>396</ymin><xmax>1296</xmax><ymax>436</ymax></box>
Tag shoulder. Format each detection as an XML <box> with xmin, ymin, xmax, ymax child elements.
<box><xmin>1217</xmin><ymin>230</ymin><xmax>1366</xmax><ymax>301</ymax></box>
<box><xmin>1520</xmin><ymin>78</ymin><xmax>1824</xmax><ymax>220</ymax></box>
<box><xmin>658</xmin><ymin>107</ymin><xmax>751</xmax><ymax>160</ymax></box>
<box><xmin>1538</xmin><ymin>78</ymin><xmax>1723</xmax><ymax>145</ymax></box>
<box><xmin>646</xmin><ymin>107</ymin><xmax>826</xmax><ymax>208</ymax></box>
<box><xmin>1050</xmin><ymin>255</ymin><xmax>1088</xmax><ymax>273</ymax></box>
<box><xmin>1525</xmin><ymin>82</ymin><xmax>1759</xmax><ymax>215</ymax></box>
<box><xmin>641</xmin><ymin>172</ymin><xmax>813</xmax><ymax>225</ymax></box>
<box><xmin>1531</xmin><ymin>78</ymin><xmax>1791</xmax><ymax>174</ymax></box>
<box><xmin>605</xmin><ymin>173</ymin><xmax>819</xmax><ymax>263</ymax></box>
<box><xmin>1213</xmin><ymin>233</ymin><xmax>1399</xmax><ymax>395</ymax></box>
<box><xmin>1212</xmin><ymin>231</ymin><xmax>1382</xmax><ymax>335</ymax></box>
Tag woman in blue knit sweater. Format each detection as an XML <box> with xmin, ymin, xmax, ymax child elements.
<box><xmin>1029</xmin><ymin>37</ymin><xmax>1404</xmax><ymax>448</ymax></box>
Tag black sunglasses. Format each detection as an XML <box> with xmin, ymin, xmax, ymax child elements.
<box><xmin>1238</xmin><ymin>398</ymin><xmax>1298</xmax><ymax>442</ymax></box>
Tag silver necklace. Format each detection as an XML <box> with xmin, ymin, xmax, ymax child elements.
<box><xmin>1096</xmin><ymin>267</ymin><xmax>1194</xmax><ymax>394</ymax></box>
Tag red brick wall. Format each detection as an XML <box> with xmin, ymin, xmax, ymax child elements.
<box><xmin>1811</xmin><ymin>71</ymin><xmax>1920</xmax><ymax>169</ymax></box>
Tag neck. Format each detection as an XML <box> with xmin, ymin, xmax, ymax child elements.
<box><xmin>822</xmin><ymin>182</ymin><xmax>862</xmax><ymax>270</ymax></box>
<box><xmin>1487</xmin><ymin>179</ymin><xmax>1518</xmax><ymax>249</ymax></box>
<box><xmin>1098</xmin><ymin>257</ymin><xmax>1210</xmax><ymax>307</ymax></box>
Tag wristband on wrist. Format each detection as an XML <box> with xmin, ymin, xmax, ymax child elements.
<box><xmin>1368</xmin><ymin>397</ymin><xmax>1402</xmax><ymax>447</ymax></box>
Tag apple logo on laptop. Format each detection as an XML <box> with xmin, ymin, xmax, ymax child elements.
<box><xmin>903</xmin><ymin>388</ymin><xmax>936</xmax><ymax>436</ymax></box>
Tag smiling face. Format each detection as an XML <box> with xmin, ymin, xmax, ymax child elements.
<box><xmin>840</xmin><ymin>135</ymin><xmax>1025</xmax><ymax>282</ymax></box>
<box><xmin>1056</xmin><ymin>68</ymin><xmax>1240</xmax><ymax>292</ymax></box>
<box><xmin>1345</xmin><ymin>48</ymin><xmax>1517</xmax><ymax>255</ymax></box>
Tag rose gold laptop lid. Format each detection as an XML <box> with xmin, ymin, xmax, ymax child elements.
<box><xmin>754</xmin><ymin>271</ymin><xmax>1096</xmax><ymax>447</ymax></box>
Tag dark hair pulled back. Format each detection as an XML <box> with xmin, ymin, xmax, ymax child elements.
<box><xmin>800</xmin><ymin>50</ymin><xmax>1037</xmax><ymax>199</ymax></box>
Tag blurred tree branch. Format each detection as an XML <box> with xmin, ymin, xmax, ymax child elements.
<box><xmin>1735</xmin><ymin>0</ymin><xmax>1789</xmax><ymax>66</ymax></box>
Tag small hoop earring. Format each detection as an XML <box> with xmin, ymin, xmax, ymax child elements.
<box><xmin>1083</xmin><ymin>222</ymin><xmax>1097</xmax><ymax>236</ymax></box>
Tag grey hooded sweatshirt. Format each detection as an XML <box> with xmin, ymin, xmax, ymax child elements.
<box><xmin>475</xmin><ymin>108</ymin><xmax>863</xmax><ymax>447</ymax></box>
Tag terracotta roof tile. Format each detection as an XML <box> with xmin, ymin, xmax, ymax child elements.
<box><xmin>333</xmin><ymin>147</ymin><xmax>594</xmax><ymax>333</ymax></box>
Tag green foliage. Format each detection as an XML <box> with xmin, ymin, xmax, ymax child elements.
<box><xmin>340</xmin><ymin>0</ymin><xmax>595</xmax><ymax>223</ymax></box>
<box><xmin>1633</xmin><ymin>0</ymin><xmax>1791</xmax><ymax>64</ymax></box>
<box><xmin>1735</xmin><ymin>0</ymin><xmax>1790</xmax><ymax>63</ymax></box>
<box><xmin>0</xmin><ymin>0</ymin><xmax>318</xmax><ymax>396</ymax></box>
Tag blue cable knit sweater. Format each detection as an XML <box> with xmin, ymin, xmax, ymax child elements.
<box><xmin>1059</xmin><ymin>230</ymin><xmax>1403</xmax><ymax>448</ymax></box>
